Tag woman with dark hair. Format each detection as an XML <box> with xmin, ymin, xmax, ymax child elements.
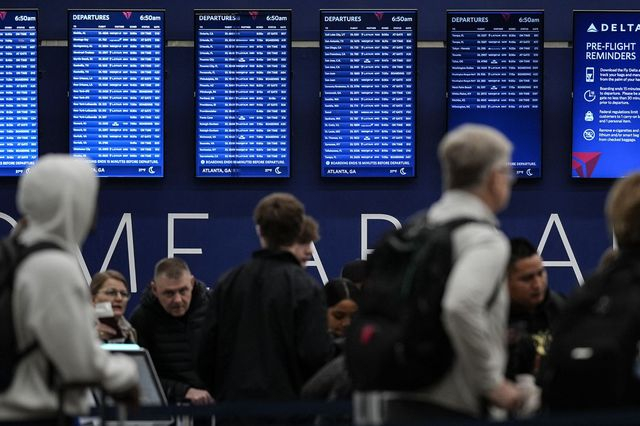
<box><xmin>324</xmin><ymin>278</ymin><xmax>360</xmax><ymax>344</ymax></box>
<box><xmin>90</xmin><ymin>270</ymin><xmax>137</xmax><ymax>343</ymax></box>
<box><xmin>301</xmin><ymin>278</ymin><xmax>360</xmax><ymax>412</ymax></box>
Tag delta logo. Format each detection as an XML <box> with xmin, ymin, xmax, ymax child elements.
<box><xmin>249</xmin><ymin>11</ymin><xmax>258</xmax><ymax>20</ymax></box>
<box><xmin>0</xmin><ymin>11</ymin><xmax>6</xmax><ymax>21</ymax></box>
<box><xmin>572</xmin><ymin>152</ymin><xmax>601</xmax><ymax>177</ymax></box>
<box><xmin>374</xmin><ymin>11</ymin><xmax>384</xmax><ymax>22</ymax></box>
<box><xmin>501</xmin><ymin>13</ymin><xmax>511</xmax><ymax>22</ymax></box>
<box><xmin>122</xmin><ymin>11</ymin><xmax>132</xmax><ymax>20</ymax></box>
<box><xmin>590</xmin><ymin>22</ymin><xmax>640</xmax><ymax>32</ymax></box>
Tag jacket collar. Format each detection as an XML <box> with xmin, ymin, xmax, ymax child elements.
<box><xmin>252</xmin><ymin>248</ymin><xmax>300</xmax><ymax>266</ymax></box>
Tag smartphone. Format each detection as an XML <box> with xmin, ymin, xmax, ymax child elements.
<box><xmin>95</xmin><ymin>302</ymin><xmax>124</xmax><ymax>339</ymax></box>
<box><xmin>98</xmin><ymin>316</ymin><xmax>124</xmax><ymax>339</ymax></box>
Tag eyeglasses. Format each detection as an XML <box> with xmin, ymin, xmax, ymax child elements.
<box><xmin>99</xmin><ymin>289</ymin><xmax>130</xmax><ymax>299</ymax></box>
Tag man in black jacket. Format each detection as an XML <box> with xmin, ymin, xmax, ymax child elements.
<box><xmin>198</xmin><ymin>193</ymin><xmax>333</xmax><ymax>407</ymax></box>
<box><xmin>131</xmin><ymin>257</ymin><xmax>214</xmax><ymax>405</ymax></box>
<box><xmin>506</xmin><ymin>237</ymin><xmax>565</xmax><ymax>381</ymax></box>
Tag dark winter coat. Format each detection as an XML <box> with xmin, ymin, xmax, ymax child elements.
<box><xmin>506</xmin><ymin>289</ymin><xmax>565</xmax><ymax>380</ymax></box>
<box><xmin>130</xmin><ymin>280</ymin><xmax>210</xmax><ymax>402</ymax></box>
<box><xmin>198</xmin><ymin>249</ymin><xmax>334</xmax><ymax>401</ymax></box>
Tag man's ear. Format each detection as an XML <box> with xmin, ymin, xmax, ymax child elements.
<box><xmin>150</xmin><ymin>281</ymin><xmax>158</xmax><ymax>296</ymax></box>
<box><xmin>255</xmin><ymin>224</ymin><xmax>262</xmax><ymax>238</ymax></box>
<box><xmin>485</xmin><ymin>168</ymin><xmax>500</xmax><ymax>197</ymax></box>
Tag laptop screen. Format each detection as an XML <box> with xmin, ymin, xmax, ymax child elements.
<box><xmin>101</xmin><ymin>343</ymin><xmax>167</xmax><ymax>406</ymax></box>
<box><xmin>83</xmin><ymin>345</ymin><xmax>173</xmax><ymax>426</ymax></box>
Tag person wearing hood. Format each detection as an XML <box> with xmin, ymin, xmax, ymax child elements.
<box><xmin>0</xmin><ymin>154</ymin><xmax>138</xmax><ymax>424</ymax></box>
<box><xmin>130</xmin><ymin>257</ymin><xmax>214</xmax><ymax>406</ymax></box>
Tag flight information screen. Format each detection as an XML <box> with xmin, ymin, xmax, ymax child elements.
<box><xmin>69</xmin><ymin>10</ymin><xmax>164</xmax><ymax>178</ymax></box>
<box><xmin>195</xmin><ymin>10</ymin><xmax>291</xmax><ymax>178</ymax></box>
<box><xmin>447</xmin><ymin>11</ymin><xmax>543</xmax><ymax>179</ymax></box>
<box><xmin>572</xmin><ymin>11</ymin><xmax>640</xmax><ymax>178</ymax></box>
<box><xmin>321</xmin><ymin>10</ymin><xmax>416</xmax><ymax>178</ymax></box>
<box><xmin>0</xmin><ymin>10</ymin><xmax>38</xmax><ymax>176</ymax></box>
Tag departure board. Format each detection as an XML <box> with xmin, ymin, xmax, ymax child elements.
<box><xmin>195</xmin><ymin>10</ymin><xmax>291</xmax><ymax>178</ymax></box>
<box><xmin>321</xmin><ymin>10</ymin><xmax>416</xmax><ymax>178</ymax></box>
<box><xmin>0</xmin><ymin>10</ymin><xmax>38</xmax><ymax>176</ymax></box>
<box><xmin>69</xmin><ymin>10</ymin><xmax>164</xmax><ymax>178</ymax></box>
<box><xmin>572</xmin><ymin>11</ymin><xmax>640</xmax><ymax>178</ymax></box>
<box><xmin>447</xmin><ymin>11</ymin><xmax>543</xmax><ymax>179</ymax></box>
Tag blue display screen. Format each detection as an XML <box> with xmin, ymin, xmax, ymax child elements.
<box><xmin>195</xmin><ymin>10</ymin><xmax>291</xmax><ymax>178</ymax></box>
<box><xmin>69</xmin><ymin>10</ymin><xmax>164</xmax><ymax>178</ymax></box>
<box><xmin>0</xmin><ymin>10</ymin><xmax>38</xmax><ymax>177</ymax></box>
<box><xmin>320</xmin><ymin>10</ymin><xmax>416</xmax><ymax>178</ymax></box>
<box><xmin>447</xmin><ymin>11</ymin><xmax>543</xmax><ymax>179</ymax></box>
<box><xmin>572</xmin><ymin>11</ymin><xmax>640</xmax><ymax>178</ymax></box>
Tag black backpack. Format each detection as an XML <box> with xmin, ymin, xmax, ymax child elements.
<box><xmin>542</xmin><ymin>254</ymin><xmax>640</xmax><ymax>411</ymax></box>
<box><xmin>345</xmin><ymin>216</ymin><xmax>493</xmax><ymax>391</ymax></box>
<box><xmin>0</xmin><ymin>234</ymin><xmax>61</xmax><ymax>393</ymax></box>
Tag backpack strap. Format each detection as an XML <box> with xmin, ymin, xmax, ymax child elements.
<box><xmin>441</xmin><ymin>217</ymin><xmax>483</xmax><ymax>231</ymax></box>
<box><xmin>399</xmin><ymin>217</ymin><xmax>490</xmax><ymax>298</ymax></box>
<box><xmin>485</xmin><ymin>276</ymin><xmax>503</xmax><ymax>310</ymax></box>
<box><xmin>19</xmin><ymin>241</ymin><xmax>62</xmax><ymax>262</ymax></box>
<box><xmin>439</xmin><ymin>218</ymin><xmax>502</xmax><ymax>310</ymax></box>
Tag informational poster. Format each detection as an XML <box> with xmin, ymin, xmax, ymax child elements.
<box><xmin>447</xmin><ymin>10</ymin><xmax>543</xmax><ymax>179</ymax></box>
<box><xmin>0</xmin><ymin>10</ymin><xmax>38</xmax><ymax>176</ymax></box>
<box><xmin>69</xmin><ymin>10</ymin><xmax>164</xmax><ymax>177</ymax></box>
<box><xmin>320</xmin><ymin>10</ymin><xmax>416</xmax><ymax>178</ymax></box>
<box><xmin>572</xmin><ymin>11</ymin><xmax>640</xmax><ymax>178</ymax></box>
<box><xmin>195</xmin><ymin>10</ymin><xmax>290</xmax><ymax>178</ymax></box>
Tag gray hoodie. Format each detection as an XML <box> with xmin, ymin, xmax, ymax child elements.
<box><xmin>0</xmin><ymin>155</ymin><xmax>138</xmax><ymax>420</ymax></box>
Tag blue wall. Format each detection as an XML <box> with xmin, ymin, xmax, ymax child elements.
<box><xmin>0</xmin><ymin>0</ymin><xmax>632</xmax><ymax>310</ymax></box>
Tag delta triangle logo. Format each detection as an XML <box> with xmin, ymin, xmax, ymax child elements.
<box><xmin>0</xmin><ymin>12</ymin><xmax>7</xmax><ymax>21</ymax></box>
<box><xmin>249</xmin><ymin>11</ymin><xmax>258</xmax><ymax>20</ymax></box>
<box><xmin>122</xmin><ymin>11</ymin><xmax>132</xmax><ymax>20</ymax></box>
<box><xmin>572</xmin><ymin>152</ymin><xmax>601</xmax><ymax>177</ymax></box>
<box><xmin>501</xmin><ymin>13</ymin><xmax>511</xmax><ymax>22</ymax></box>
<box><xmin>587</xmin><ymin>23</ymin><xmax>598</xmax><ymax>33</ymax></box>
<box><xmin>374</xmin><ymin>11</ymin><xmax>384</xmax><ymax>22</ymax></box>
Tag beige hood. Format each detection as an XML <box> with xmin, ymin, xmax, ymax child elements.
<box><xmin>16</xmin><ymin>154</ymin><xmax>98</xmax><ymax>247</ymax></box>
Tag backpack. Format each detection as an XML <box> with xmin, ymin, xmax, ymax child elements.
<box><xmin>0</xmin><ymin>234</ymin><xmax>61</xmax><ymax>393</ymax></box>
<box><xmin>542</xmin><ymin>256</ymin><xmax>640</xmax><ymax>411</ymax></box>
<box><xmin>345</xmin><ymin>216</ymin><xmax>494</xmax><ymax>391</ymax></box>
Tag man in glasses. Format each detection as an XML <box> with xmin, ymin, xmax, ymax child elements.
<box><xmin>131</xmin><ymin>257</ymin><xmax>214</xmax><ymax>406</ymax></box>
<box><xmin>381</xmin><ymin>124</ymin><xmax>524</xmax><ymax>423</ymax></box>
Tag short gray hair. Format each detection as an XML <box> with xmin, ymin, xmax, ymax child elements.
<box><xmin>154</xmin><ymin>257</ymin><xmax>191</xmax><ymax>280</ymax></box>
<box><xmin>438</xmin><ymin>124</ymin><xmax>513</xmax><ymax>190</ymax></box>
